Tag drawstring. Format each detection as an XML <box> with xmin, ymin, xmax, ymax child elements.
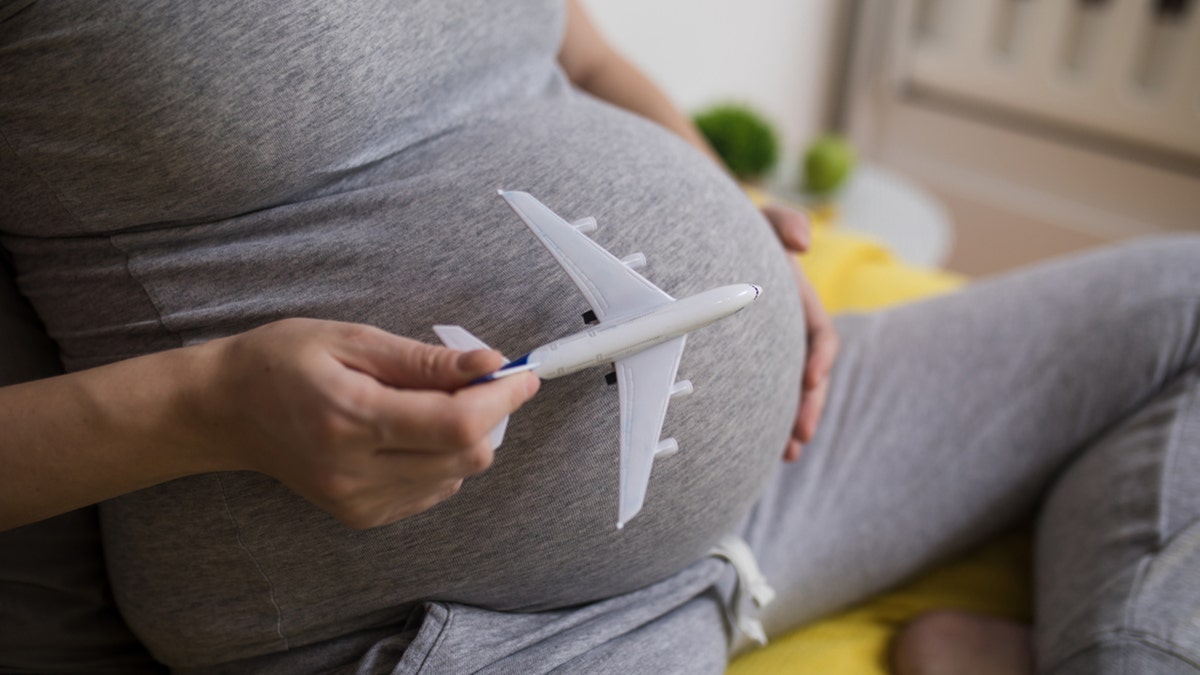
<box><xmin>708</xmin><ymin>534</ymin><xmax>776</xmax><ymax>646</ymax></box>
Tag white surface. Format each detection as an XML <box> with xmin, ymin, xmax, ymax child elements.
<box><xmin>777</xmin><ymin>163</ymin><xmax>954</xmax><ymax>267</ymax></box>
<box><xmin>842</xmin><ymin>1</ymin><xmax>1198</xmax><ymax>243</ymax></box>
<box><xmin>581</xmin><ymin>0</ymin><xmax>841</xmax><ymax>185</ymax></box>
<box><xmin>837</xmin><ymin>164</ymin><xmax>953</xmax><ymax>267</ymax></box>
<box><xmin>907</xmin><ymin>0</ymin><xmax>1200</xmax><ymax>159</ymax></box>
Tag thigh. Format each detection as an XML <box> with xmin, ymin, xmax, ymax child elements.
<box><xmin>740</xmin><ymin>237</ymin><xmax>1200</xmax><ymax>640</ymax></box>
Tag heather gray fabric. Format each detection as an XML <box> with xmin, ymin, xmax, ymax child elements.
<box><xmin>1</xmin><ymin>1</ymin><xmax>802</xmax><ymax>669</ymax></box>
<box><xmin>734</xmin><ymin>239</ymin><xmax>1200</xmax><ymax>674</ymax></box>
<box><xmin>189</xmin><ymin>239</ymin><xmax>1200</xmax><ymax>675</ymax></box>
<box><xmin>214</xmin><ymin>239</ymin><xmax>1198</xmax><ymax>675</ymax></box>
<box><xmin>2</xmin><ymin>2</ymin><xmax>1199</xmax><ymax>674</ymax></box>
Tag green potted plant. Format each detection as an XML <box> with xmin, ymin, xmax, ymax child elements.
<box><xmin>800</xmin><ymin>133</ymin><xmax>856</xmax><ymax>201</ymax></box>
<box><xmin>693</xmin><ymin>103</ymin><xmax>780</xmax><ymax>184</ymax></box>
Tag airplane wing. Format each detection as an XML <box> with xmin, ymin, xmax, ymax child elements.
<box><xmin>613</xmin><ymin>335</ymin><xmax>686</xmax><ymax>528</ymax></box>
<box><xmin>499</xmin><ymin>191</ymin><xmax>674</xmax><ymax>323</ymax></box>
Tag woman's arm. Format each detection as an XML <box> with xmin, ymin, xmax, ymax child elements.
<box><xmin>0</xmin><ymin>318</ymin><xmax>538</xmax><ymax>531</ymax></box>
<box><xmin>557</xmin><ymin>0</ymin><xmax>722</xmax><ymax>168</ymax></box>
<box><xmin>0</xmin><ymin>339</ymin><xmax>223</xmax><ymax>530</ymax></box>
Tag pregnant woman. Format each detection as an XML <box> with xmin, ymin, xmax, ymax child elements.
<box><xmin>1</xmin><ymin>2</ymin><xmax>1197</xmax><ymax>673</ymax></box>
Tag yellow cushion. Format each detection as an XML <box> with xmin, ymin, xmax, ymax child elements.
<box><xmin>728</xmin><ymin>529</ymin><xmax>1032</xmax><ymax>674</ymax></box>
<box><xmin>727</xmin><ymin>209</ymin><xmax>1030</xmax><ymax>673</ymax></box>
<box><xmin>796</xmin><ymin>212</ymin><xmax>965</xmax><ymax>313</ymax></box>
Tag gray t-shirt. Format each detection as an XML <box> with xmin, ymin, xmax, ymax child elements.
<box><xmin>0</xmin><ymin>1</ymin><xmax>804</xmax><ymax>668</ymax></box>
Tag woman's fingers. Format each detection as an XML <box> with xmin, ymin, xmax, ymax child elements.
<box><xmin>783</xmin><ymin>436</ymin><xmax>803</xmax><ymax>463</ymax></box>
<box><xmin>360</xmin><ymin>371</ymin><xmax>539</xmax><ymax>451</ymax></box>
<box><xmin>800</xmin><ymin>276</ymin><xmax>839</xmax><ymax>390</ymax></box>
<box><xmin>761</xmin><ymin>203</ymin><xmax>812</xmax><ymax>253</ymax></box>
<box><xmin>797</xmin><ymin>375</ymin><xmax>830</xmax><ymax>444</ymax></box>
<box><xmin>214</xmin><ymin>318</ymin><xmax>544</xmax><ymax>528</ymax></box>
<box><xmin>285</xmin><ymin>372</ymin><xmax>539</xmax><ymax>528</ymax></box>
<box><xmin>326</xmin><ymin>321</ymin><xmax>505</xmax><ymax>390</ymax></box>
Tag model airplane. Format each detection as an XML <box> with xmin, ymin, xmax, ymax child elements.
<box><xmin>434</xmin><ymin>190</ymin><xmax>761</xmax><ymax>529</ymax></box>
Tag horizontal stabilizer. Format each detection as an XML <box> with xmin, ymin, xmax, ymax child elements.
<box><xmin>431</xmin><ymin>325</ymin><xmax>509</xmax><ymax>449</ymax></box>
<box><xmin>433</xmin><ymin>325</ymin><xmax>499</xmax><ymax>356</ymax></box>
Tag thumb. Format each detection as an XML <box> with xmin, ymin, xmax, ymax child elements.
<box><xmin>332</xmin><ymin>324</ymin><xmax>505</xmax><ymax>390</ymax></box>
<box><xmin>762</xmin><ymin>204</ymin><xmax>811</xmax><ymax>253</ymax></box>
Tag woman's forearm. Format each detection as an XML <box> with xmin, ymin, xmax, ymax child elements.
<box><xmin>1</xmin><ymin>318</ymin><xmax>540</xmax><ymax>532</ymax></box>
<box><xmin>558</xmin><ymin>0</ymin><xmax>725</xmax><ymax>168</ymax></box>
<box><xmin>0</xmin><ymin>341</ymin><xmax>233</xmax><ymax>530</ymax></box>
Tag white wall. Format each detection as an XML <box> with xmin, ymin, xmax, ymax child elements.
<box><xmin>581</xmin><ymin>0</ymin><xmax>841</xmax><ymax>185</ymax></box>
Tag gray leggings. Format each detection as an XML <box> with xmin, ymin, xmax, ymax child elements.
<box><xmin>262</xmin><ymin>237</ymin><xmax>1199</xmax><ymax>675</ymax></box>
<box><xmin>740</xmin><ymin>235</ymin><xmax>1200</xmax><ymax>674</ymax></box>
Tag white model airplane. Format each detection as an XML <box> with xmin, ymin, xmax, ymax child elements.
<box><xmin>434</xmin><ymin>190</ymin><xmax>761</xmax><ymax>529</ymax></box>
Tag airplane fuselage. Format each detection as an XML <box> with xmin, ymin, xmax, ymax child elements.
<box><xmin>437</xmin><ymin>191</ymin><xmax>765</xmax><ymax>531</ymax></box>
<box><xmin>492</xmin><ymin>283</ymin><xmax>761</xmax><ymax>381</ymax></box>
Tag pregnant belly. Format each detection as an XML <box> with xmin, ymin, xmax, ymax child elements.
<box><xmin>96</xmin><ymin>93</ymin><xmax>806</xmax><ymax>666</ymax></box>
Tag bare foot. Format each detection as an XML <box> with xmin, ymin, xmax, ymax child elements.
<box><xmin>891</xmin><ymin>610</ymin><xmax>1035</xmax><ymax>675</ymax></box>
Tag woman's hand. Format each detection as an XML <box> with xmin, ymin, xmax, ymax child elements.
<box><xmin>761</xmin><ymin>204</ymin><xmax>840</xmax><ymax>462</ymax></box>
<box><xmin>1</xmin><ymin>317</ymin><xmax>537</xmax><ymax>531</ymax></box>
<box><xmin>203</xmin><ymin>318</ymin><xmax>539</xmax><ymax>529</ymax></box>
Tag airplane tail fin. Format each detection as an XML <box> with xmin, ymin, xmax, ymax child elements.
<box><xmin>432</xmin><ymin>325</ymin><xmax>498</xmax><ymax>354</ymax></box>
<box><xmin>432</xmin><ymin>325</ymin><xmax>510</xmax><ymax>450</ymax></box>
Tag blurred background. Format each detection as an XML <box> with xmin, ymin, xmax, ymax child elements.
<box><xmin>582</xmin><ymin>0</ymin><xmax>1200</xmax><ymax>277</ymax></box>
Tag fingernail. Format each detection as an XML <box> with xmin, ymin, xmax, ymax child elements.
<box><xmin>454</xmin><ymin>350</ymin><xmax>475</xmax><ymax>371</ymax></box>
<box><xmin>456</xmin><ymin>349</ymin><xmax>497</xmax><ymax>375</ymax></box>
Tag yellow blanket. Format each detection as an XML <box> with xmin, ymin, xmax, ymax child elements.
<box><xmin>727</xmin><ymin>221</ymin><xmax>1031</xmax><ymax>674</ymax></box>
